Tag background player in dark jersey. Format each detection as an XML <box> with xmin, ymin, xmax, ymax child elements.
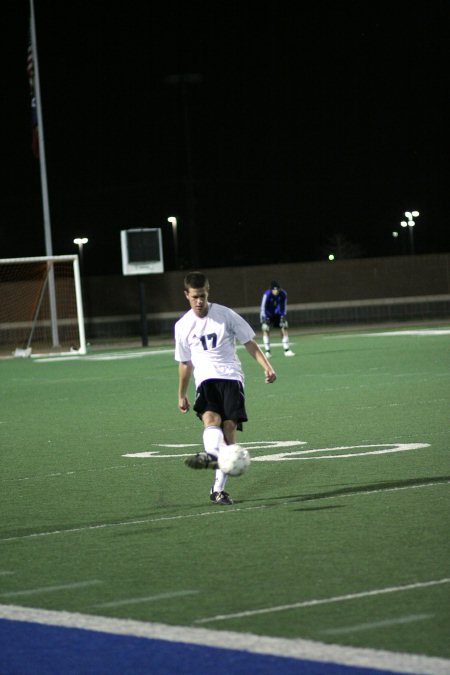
<box><xmin>260</xmin><ymin>281</ymin><xmax>295</xmax><ymax>358</ymax></box>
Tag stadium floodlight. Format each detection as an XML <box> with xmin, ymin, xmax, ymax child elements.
<box><xmin>167</xmin><ymin>217</ymin><xmax>178</xmax><ymax>267</ymax></box>
<box><xmin>73</xmin><ymin>238</ymin><xmax>89</xmax><ymax>268</ymax></box>
<box><xmin>402</xmin><ymin>210</ymin><xmax>420</xmax><ymax>254</ymax></box>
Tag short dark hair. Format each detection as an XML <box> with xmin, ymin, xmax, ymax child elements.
<box><xmin>184</xmin><ymin>271</ymin><xmax>209</xmax><ymax>291</ymax></box>
<box><xmin>270</xmin><ymin>280</ymin><xmax>281</xmax><ymax>289</ymax></box>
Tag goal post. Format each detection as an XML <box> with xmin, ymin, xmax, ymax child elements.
<box><xmin>0</xmin><ymin>255</ymin><xmax>87</xmax><ymax>357</ymax></box>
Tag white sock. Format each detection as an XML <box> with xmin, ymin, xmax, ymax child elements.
<box><xmin>263</xmin><ymin>335</ymin><xmax>270</xmax><ymax>351</ymax></box>
<box><xmin>282</xmin><ymin>335</ymin><xmax>290</xmax><ymax>351</ymax></box>
<box><xmin>212</xmin><ymin>469</ymin><xmax>228</xmax><ymax>494</ymax></box>
<box><xmin>203</xmin><ymin>425</ymin><xmax>224</xmax><ymax>459</ymax></box>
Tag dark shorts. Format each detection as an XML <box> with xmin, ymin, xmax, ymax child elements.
<box><xmin>193</xmin><ymin>379</ymin><xmax>248</xmax><ymax>429</ymax></box>
<box><xmin>266</xmin><ymin>315</ymin><xmax>281</xmax><ymax>329</ymax></box>
<box><xmin>263</xmin><ymin>315</ymin><xmax>287</xmax><ymax>329</ymax></box>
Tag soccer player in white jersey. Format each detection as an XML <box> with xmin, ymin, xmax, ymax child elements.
<box><xmin>175</xmin><ymin>271</ymin><xmax>276</xmax><ymax>505</ymax></box>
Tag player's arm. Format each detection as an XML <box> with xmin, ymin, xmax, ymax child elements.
<box><xmin>279</xmin><ymin>291</ymin><xmax>287</xmax><ymax>317</ymax></box>
<box><xmin>244</xmin><ymin>339</ymin><xmax>276</xmax><ymax>383</ymax></box>
<box><xmin>279</xmin><ymin>292</ymin><xmax>288</xmax><ymax>327</ymax></box>
<box><xmin>260</xmin><ymin>291</ymin><xmax>269</xmax><ymax>323</ymax></box>
<box><xmin>178</xmin><ymin>360</ymin><xmax>193</xmax><ymax>412</ymax></box>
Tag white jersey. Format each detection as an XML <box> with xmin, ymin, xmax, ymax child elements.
<box><xmin>174</xmin><ymin>303</ymin><xmax>255</xmax><ymax>388</ymax></box>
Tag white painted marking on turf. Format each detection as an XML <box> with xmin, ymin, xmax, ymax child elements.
<box><xmin>0</xmin><ymin>571</ymin><xmax>14</xmax><ymax>576</ymax></box>
<box><xmin>366</xmin><ymin>329</ymin><xmax>450</xmax><ymax>336</ymax></box>
<box><xmin>91</xmin><ymin>590</ymin><xmax>199</xmax><ymax>609</ymax></box>
<box><xmin>321</xmin><ymin>613</ymin><xmax>434</xmax><ymax>635</ymax></box>
<box><xmin>35</xmin><ymin>349</ymin><xmax>173</xmax><ymax>363</ymax></box>
<box><xmin>0</xmin><ymin>507</ymin><xmax>269</xmax><ymax>543</ymax></box>
<box><xmin>154</xmin><ymin>444</ymin><xmax>199</xmax><ymax>448</ymax></box>
<box><xmin>195</xmin><ymin>578</ymin><xmax>450</xmax><ymax>624</ymax></box>
<box><xmin>124</xmin><ymin>441</ymin><xmax>430</xmax><ymax>461</ymax></box>
<box><xmin>0</xmin><ymin>580</ymin><xmax>102</xmax><ymax>597</ymax></box>
<box><xmin>1</xmin><ymin>465</ymin><xmax>131</xmax><ymax>484</ymax></box>
<box><xmin>0</xmin><ymin>604</ymin><xmax>449</xmax><ymax>675</ymax></box>
<box><xmin>124</xmin><ymin>440</ymin><xmax>305</xmax><ymax>458</ymax></box>
<box><xmin>328</xmin><ymin>329</ymin><xmax>450</xmax><ymax>338</ymax></box>
<box><xmin>87</xmin><ymin>350</ymin><xmax>173</xmax><ymax>361</ymax></box>
<box><xmin>1</xmin><ymin>480</ymin><xmax>448</xmax><ymax>543</ymax></box>
<box><xmin>252</xmin><ymin>442</ymin><xmax>431</xmax><ymax>461</ymax></box>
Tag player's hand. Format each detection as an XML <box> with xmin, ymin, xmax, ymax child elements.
<box><xmin>178</xmin><ymin>396</ymin><xmax>190</xmax><ymax>413</ymax></box>
<box><xmin>265</xmin><ymin>369</ymin><xmax>276</xmax><ymax>384</ymax></box>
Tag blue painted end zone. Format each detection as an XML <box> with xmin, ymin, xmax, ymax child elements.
<box><xmin>0</xmin><ymin>619</ymin><xmax>403</xmax><ymax>675</ymax></box>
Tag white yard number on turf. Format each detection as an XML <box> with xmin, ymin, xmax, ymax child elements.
<box><xmin>123</xmin><ymin>441</ymin><xmax>430</xmax><ymax>460</ymax></box>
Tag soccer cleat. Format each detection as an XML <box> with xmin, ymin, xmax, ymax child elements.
<box><xmin>184</xmin><ymin>452</ymin><xmax>218</xmax><ymax>470</ymax></box>
<box><xmin>210</xmin><ymin>491</ymin><xmax>234</xmax><ymax>505</ymax></box>
<box><xmin>284</xmin><ymin>349</ymin><xmax>295</xmax><ymax>356</ymax></box>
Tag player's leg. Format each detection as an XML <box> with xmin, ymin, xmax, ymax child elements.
<box><xmin>222</xmin><ymin>419</ymin><xmax>237</xmax><ymax>445</ymax></box>
<box><xmin>209</xmin><ymin>417</ymin><xmax>236</xmax><ymax>505</ymax></box>
<box><xmin>210</xmin><ymin>382</ymin><xmax>247</xmax><ymax>505</ymax></box>
<box><xmin>185</xmin><ymin>410</ymin><xmax>223</xmax><ymax>469</ymax></box>
<box><xmin>261</xmin><ymin>320</ymin><xmax>271</xmax><ymax>357</ymax></box>
<box><xmin>185</xmin><ymin>382</ymin><xmax>224</xmax><ymax>470</ymax></box>
<box><xmin>280</xmin><ymin>322</ymin><xmax>295</xmax><ymax>356</ymax></box>
<box><xmin>202</xmin><ymin>411</ymin><xmax>224</xmax><ymax>461</ymax></box>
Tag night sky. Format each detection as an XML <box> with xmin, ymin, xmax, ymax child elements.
<box><xmin>2</xmin><ymin>1</ymin><xmax>447</xmax><ymax>275</ymax></box>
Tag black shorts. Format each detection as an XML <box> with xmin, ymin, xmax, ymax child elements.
<box><xmin>193</xmin><ymin>379</ymin><xmax>248</xmax><ymax>429</ymax></box>
<box><xmin>264</xmin><ymin>315</ymin><xmax>287</xmax><ymax>329</ymax></box>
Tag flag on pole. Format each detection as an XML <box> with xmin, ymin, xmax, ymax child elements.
<box><xmin>27</xmin><ymin>30</ymin><xmax>39</xmax><ymax>158</ymax></box>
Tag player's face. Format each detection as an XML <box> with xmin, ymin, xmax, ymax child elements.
<box><xmin>271</xmin><ymin>288</ymin><xmax>280</xmax><ymax>296</ymax></box>
<box><xmin>185</xmin><ymin>287</ymin><xmax>209</xmax><ymax>317</ymax></box>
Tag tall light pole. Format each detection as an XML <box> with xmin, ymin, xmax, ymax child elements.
<box><xmin>164</xmin><ymin>73</ymin><xmax>202</xmax><ymax>267</ymax></box>
<box><xmin>73</xmin><ymin>237</ymin><xmax>89</xmax><ymax>339</ymax></box>
<box><xmin>167</xmin><ymin>217</ymin><xmax>178</xmax><ymax>268</ymax></box>
<box><xmin>400</xmin><ymin>211</ymin><xmax>419</xmax><ymax>254</ymax></box>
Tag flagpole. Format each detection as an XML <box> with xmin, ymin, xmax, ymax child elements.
<box><xmin>29</xmin><ymin>0</ymin><xmax>60</xmax><ymax>348</ymax></box>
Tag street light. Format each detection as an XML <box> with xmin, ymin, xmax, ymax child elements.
<box><xmin>167</xmin><ymin>217</ymin><xmax>178</xmax><ymax>268</ymax></box>
<box><xmin>73</xmin><ymin>237</ymin><xmax>88</xmax><ymax>267</ymax></box>
<box><xmin>400</xmin><ymin>211</ymin><xmax>419</xmax><ymax>254</ymax></box>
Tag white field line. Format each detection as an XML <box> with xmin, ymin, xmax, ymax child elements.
<box><xmin>0</xmin><ymin>506</ymin><xmax>268</xmax><ymax>543</ymax></box>
<box><xmin>33</xmin><ymin>349</ymin><xmax>173</xmax><ymax>363</ymax></box>
<box><xmin>320</xmin><ymin>613</ymin><xmax>434</xmax><ymax>635</ymax></box>
<box><xmin>0</xmin><ymin>603</ymin><xmax>449</xmax><ymax>675</ymax></box>
<box><xmin>0</xmin><ymin>580</ymin><xmax>102</xmax><ymax>597</ymax></box>
<box><xmin>194</xmin><ymin>578</ymin><xmax>450</xmax><ymax>624</ymax></box>
<box><xmin>2</xmin><ymin>465</ymin><xmax>131</xmax><ymax>484</ymax></box>
<box><xmin>33</xmin><ymin>344</ymin><xmax>270</xmax><ymax>363</ymax></box>
<box><xmin>90</xmin><ymin>590</ymin><xmax>199</xmax><ymax>609</ymax></box>
<box><xmin>1</xmin><ymin>479</ymin><xmax>448</xmax><ymax>544</ymax></box>
<box><xmin>329</xmin><ymin>329</ymin><xmax>450</xmax><ymax>338</ymax></box>
<box><xmin>31</xmin><ymin>328</ymin><xmax>450</xmax><ymax>363</ymax></box>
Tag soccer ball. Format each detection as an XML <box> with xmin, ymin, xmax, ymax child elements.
<box><xmin>218</xmin><ymin>444</ymin><xmax>251</xmax><ymax>476</ymax></box>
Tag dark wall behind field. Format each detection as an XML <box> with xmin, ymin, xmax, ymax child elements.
<box><xmin>84</xmin><ymin>254</ymin><xmax>450</xmax><ymax>319</ymax></box>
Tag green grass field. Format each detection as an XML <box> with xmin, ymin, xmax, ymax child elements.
<box><xmin>1</xmin><ymin>324</ymin><xmax>449</xmax><ymax>665</ymax></box>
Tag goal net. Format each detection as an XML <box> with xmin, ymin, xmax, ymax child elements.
<box><xmin>0</xmin><ymin>255</ymin><xmax>87</xmax><ymax>357</ymax></box>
